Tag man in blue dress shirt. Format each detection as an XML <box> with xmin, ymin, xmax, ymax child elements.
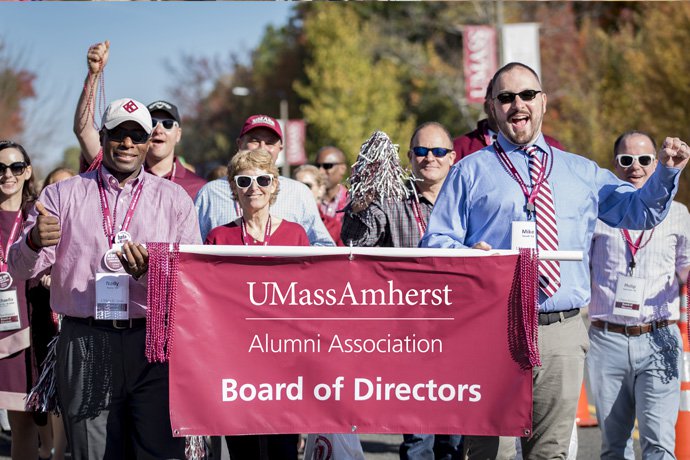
<box><xmin>420</xmin><ymin>62</ymin><xmax>690</xmax><ymax>460</ymax></box>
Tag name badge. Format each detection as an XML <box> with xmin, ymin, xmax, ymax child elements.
<box><xmin>511</xmin><ymin>221</ymin><xmax>537</xmax><ymax>250</ymax></box>
<box><xmin>0</xmin><ymin>289</ymin><xmax>21</xmax><ymax>331</ymax></box>
<box><xmin>613</xmin><ymin>275</ymin><xmax>645</xmax><ymax>318</ymax></box>
<box><xmin>95</xmin><ymin>273</ymin><xmax>129</xmax><ymax>320</ymax></box>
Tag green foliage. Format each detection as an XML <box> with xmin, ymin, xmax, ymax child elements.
<box><xmin>60</xmin><ymin>146</ymin><xmax>82</xmax><ymax>173</ymax></box>
<box><xmin>294</xmin><ymin>4</ymin><xmax>415</xmax><ymax>165</ymax></box>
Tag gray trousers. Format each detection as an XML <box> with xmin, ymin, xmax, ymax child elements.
<box><xmin>464</xmin><ymin>313</ymin><xmax>589</xmax><ymax>460</ymax></box>
<box><xmin>56</xmin><ymin>318</ymin><xmax>185</xmax><ymax>460</ymax></box>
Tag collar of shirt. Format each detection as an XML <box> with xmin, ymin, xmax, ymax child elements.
<box><xmin>496</xmin><ymin>132</ymin><xmax>550</xmax><ymax>159</ymax></box>
<box><xmin>100</xmin><ymin>165</ymin><xmax>145</xmax><ymax>191</ymax></box>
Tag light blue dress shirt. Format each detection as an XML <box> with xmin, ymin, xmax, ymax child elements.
<box><xmin>420</xmin><ymin>133</ymin><xmax>681</xmax><ymax>312</ymax></box>
<box><xmin>195</xmin><ymin>177</ymin><xmax>335</xmax><ymax>246</ymax></box>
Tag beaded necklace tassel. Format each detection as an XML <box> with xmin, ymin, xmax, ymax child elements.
<box><xmin>508</xmin><ymin>247</ymin><xmax>541</xmax><ymax>369</ymax></box>
<box><xmin>146</xmin><ymin>242</ymin><xmax>180</xmax><ymax>363</ymax></box>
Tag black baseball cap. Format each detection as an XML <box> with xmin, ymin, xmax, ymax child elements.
<box><xmin>147</xmin><ymin>100</ymin><xmax>180</xmax><ymax>123</ymax></box>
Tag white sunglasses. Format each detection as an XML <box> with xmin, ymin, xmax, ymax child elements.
<box><xmin>616</xmin><ymin>154</ymin><xmax>655</xmax><ymax>168</ymax></box>
<box><xmin>234</xmin><ymin>174</ymin><xmax>274</xmax><ymax>189</ymax></box>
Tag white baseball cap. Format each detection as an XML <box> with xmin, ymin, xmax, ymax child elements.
<box><xmin>101</xmin><ymin>98</ymin><xmax>153</xmax><ymax>134</ymax></box>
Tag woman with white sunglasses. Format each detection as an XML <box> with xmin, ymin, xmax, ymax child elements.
<box><xmin>205</xmin><ymin>149</ymin><xmax>309</xmax><ymax>247</ymax></box>
<box><xmin>204</xmin><ymin>148</ymin><xmax>307</xmax><ymax>459</ymax></box>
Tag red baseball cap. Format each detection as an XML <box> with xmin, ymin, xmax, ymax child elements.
<box><xmin>239</xmin><ymin>115</ymin><xmax>283</xmax><ymax>142</ymax></box>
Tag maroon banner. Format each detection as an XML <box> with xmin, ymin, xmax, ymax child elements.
<box><xmin>169</xmin><ymin>253</ymin><xmax>532</xmax><ymax>436</ymax></box>
<box><xmin>285</xmin><ymin>119</ymin><xmax>307</xmax><ymax>165</ymax></box>
<box><xmin>463</xmin><ymin>25</ymin><xmax>498</xmax><ymax>104</ymax></box>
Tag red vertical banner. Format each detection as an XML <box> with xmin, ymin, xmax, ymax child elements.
<box><xmin>463</xmin><ymin>25</ymin><xmax>498</xmax><ymax>104</ymax></box>
<box><xmin>286</xmin><ymin>119</ymin><xmax>307</xmax><ymax>165</ymax></box>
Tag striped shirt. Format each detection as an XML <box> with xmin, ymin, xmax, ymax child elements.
<box><xmin>9</xmin><ymin>167</ymin><xmax>201</xmax><ymax>318</ymax></box>
<box><xmin>589</xmin><ymin>201</ymin><xmax>690</xmax><ymax>324</ymax></box>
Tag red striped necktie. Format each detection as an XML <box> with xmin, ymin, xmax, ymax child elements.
<box><xmin>524</xmin><ymin>145</ymin><xmax>561</xmax><ymax>297</ymax></box>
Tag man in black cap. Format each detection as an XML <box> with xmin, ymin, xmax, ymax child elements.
<box><xmin>74</xmin><ymin>41</ymin><xmax>206</xmax><ymax>199</ymax></box>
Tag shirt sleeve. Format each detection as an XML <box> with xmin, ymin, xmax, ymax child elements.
<box><xmin>194</xmin><ymin>182</ymin><xmax>215</xmax><ymax>241</ymax></box>
<box><xmin>340</xmin><ymin>202</ymin><xmax>387</xmax><ymax>247</ymax></box>
<box><xmin>420</xmin><ymin>165</ymin><xmax>469</xmax><ymax>248</ymax></box>
<box><xmin>674</xmin><ymin>203</ymin><xmax>690</xmax><ymax>277</ymax></box>
<box><xmin>9</xmin><ymin>187</ymin><xmax>58</xmax><ymax>280</ymax></box>
<box><xmin>293</xmin><ymin>184</ymin><xmax>335</xmax><ymax>247</ymax></box>
<box><xmin>176</xmin><ymin>188</ymin><xmax>202</xmax><ymax>245</ymax></box>
<box><xmin>597</xmin><ymin>162</ymin><xmax>681</xmax><ymax>229</ymax></box>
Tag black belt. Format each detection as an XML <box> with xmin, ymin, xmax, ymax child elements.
<box><xmin>538</xmin><ymin>308</ymin><xmax>580</xmax><ymax>325</ymax></box>
<box><xmin>65</xmin><ymin>316</ymin><xmax>146</xmax><ymax>330</ymax></box>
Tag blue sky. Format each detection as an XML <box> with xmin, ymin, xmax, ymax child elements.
<box><xmin>0</xmin><ymin>1</ymin><xmax>294</xmax><ymax>172</ymax></box>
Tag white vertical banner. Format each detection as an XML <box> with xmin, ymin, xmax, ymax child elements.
<box><xmin>501</xmin><ymin>23</ymin><xmax>541</xmax><ymax>81</ymax></box>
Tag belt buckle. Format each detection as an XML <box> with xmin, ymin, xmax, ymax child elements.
<box><xmin>112</xmin><ymin>319</ymin><xmax>130</xmax><ymax>330</ymax></box>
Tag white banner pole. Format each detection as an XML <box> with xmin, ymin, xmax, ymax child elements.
<box><xmin>178</xmin><ymin>245</ymin><xmax>582</xmax><ymax>262</ymax></box>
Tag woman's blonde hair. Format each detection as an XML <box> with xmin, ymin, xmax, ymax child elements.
<box><xmin>228</xmin><ymin>149</ymin><xmax>280</xmax><ymax>205</ymax></box>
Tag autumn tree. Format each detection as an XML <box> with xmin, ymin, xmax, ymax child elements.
<box><xmin>0</xmin><ymin>41</ymin><xmax>36</xmax><ymax>140</ymax></box>
<box><xmin>295</xmin><ymin>3</ymin><xmax>415</xmax><ymax>164</ymax></box>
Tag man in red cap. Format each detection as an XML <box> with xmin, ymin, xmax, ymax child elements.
<box><xmin>195</xmin><ymin>114</ymin><xmax>334</xmax><ymax>245</ymax></box>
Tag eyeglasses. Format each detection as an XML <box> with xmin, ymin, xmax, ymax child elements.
<box><xmin>0</xmin><ymin>162</ymin><xmax>27</xmax><ymax>176</ymax></box>
<box><xmin>151</xmin><ymin>118</ymin><xmax>178</xmax><ymax>130</ymax></box>
<box><xmin>234</xmin><ymin>174</ymin><xmax>274</xmax><ymax>189</ymax></box>
<box><xmin>616</xmin><ymin>154</ymin><xmax>655</xmax><ymax>168</ymax></box>
<box><xmin>315</xmin><ymin>162</ymin><xmax>344</xmax><ymax>171</ymax></box>
<box><xmin>411</xmin><ymin>146</ymin><xmax>451</xmax><ymax>158</ymax></box>
<box><xmin>495</xmin><ymin>90</ymin><xmax>542</xmax><ymax>104</ymax></box>
<box><xmin>300</xmin><ymin>182</ymin><xmax>314</xmax><ymax>189</ymax></box>
<box><xmin>106</xmin><ymin>127</ymin><xmax>150</xmax><ymax>144</ymax></box>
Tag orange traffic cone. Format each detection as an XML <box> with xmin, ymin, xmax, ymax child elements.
<box><xmin>675</xmin><ymin>283</ymin><xmax>690</xmax><ymax>459</ymax></box>
<box><xmin>575</xmin><ymin>382</ymin><xmax>598</xmax><ymax>427</ymax></box>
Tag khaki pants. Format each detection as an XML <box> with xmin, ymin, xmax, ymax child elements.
<box><xmin>464</xmin><ymin>313</ymin><xmax>589</xmax><ymax>460</ymax></box>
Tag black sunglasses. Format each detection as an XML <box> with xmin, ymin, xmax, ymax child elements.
<box><xmin>106</xmin><ymin>127</ymin><xmax>150</xmax><ymax>145</ymax></box>
<box><xmin>151</xmin><ymin>118</ymin><xmax>178</xmax><ymax>130</ymax></box>
<box><xmin>495</xmin><ymin>90</ymin><xmax>542</xmax><ymax>104</ymax></box>
<box><xmin>234</xmin><ymin>174</ymin><xmax>273</xmax><ymax>189</ymax></box>
<box><xmin>0</xmin><ymin>162</ymin><xmax>27</xmax><ymax>176</ymax></box>
<box><xmin>412</xmin><ymin>147</ymin><xmax>451</xmax><ymax>158</ymax></box>
<box><xmin>315</xmin><ymin>162</ymin><xmax>344</xmax><ymax>171</ymax></box>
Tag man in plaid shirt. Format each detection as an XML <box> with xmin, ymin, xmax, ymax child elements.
<box><xmin>340</xmin><ymin>121</ymin><xmax>461</xmax><ymax>460</ymax></box>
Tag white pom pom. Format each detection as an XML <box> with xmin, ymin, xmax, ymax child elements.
<box><xmin>348</xmin><ymin>131</ymin><xmax>409</xmax><ymax>209</ymax></box>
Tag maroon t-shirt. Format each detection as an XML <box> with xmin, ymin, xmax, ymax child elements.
<box><xmin>205</xmin><ymin>219</ymin><xmax>310</xmax><ymax>247</ymax></box>
<box><xmin>148</xmin><ymin>157</ymin><xmax>206</xmax><ymax>200</ymax></box>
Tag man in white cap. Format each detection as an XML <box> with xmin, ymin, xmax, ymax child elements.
<box><xmin>195</xmin><ymin>114</ymin><xmax>334</xmax><ymax>245</ymax></box>
<box><xmin>74</xmin><ymin>41</ymin><xmax>206</xmax><ymax>199</ymax></box>
<box><xmin>11</xmin><ymin>98</ymin><xmax>201</xmax><ymax>459</ymax></box>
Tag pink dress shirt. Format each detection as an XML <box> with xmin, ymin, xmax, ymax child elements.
<box><xmin>8</xmin><ymin>167</ymin><xmax>201</xmax><ymax>318</ymax></box>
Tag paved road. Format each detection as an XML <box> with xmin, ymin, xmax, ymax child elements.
<box><xmin>1</xmin><ymin>426</ymin><xmax>642</xmax><ymax>459</ymax></box>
